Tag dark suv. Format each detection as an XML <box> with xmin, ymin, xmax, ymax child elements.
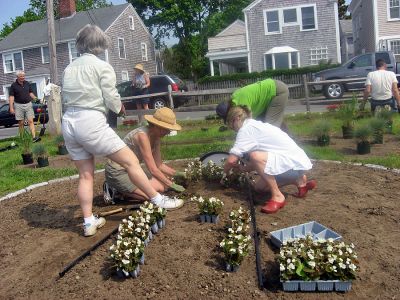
<box><xmin>116</xmin><ymin>74</ymin><xmax>189</xmax><ymax>110</ymax></box>
<box><xmin>0</xmin><ymin>103</ymin><xmax>48</xmax><ymax>128</ymax></box>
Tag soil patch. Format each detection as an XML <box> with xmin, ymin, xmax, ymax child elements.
<box><xmin>0</xmin><ymin>160</ymin><xmax>399</xmax><ymax>299</ymax></box>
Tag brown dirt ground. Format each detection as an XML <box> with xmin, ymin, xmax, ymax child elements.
<box><xmin>1</xmin><ymin>141</ymin><xmax>400</xmax><ymax>300</ymax></box>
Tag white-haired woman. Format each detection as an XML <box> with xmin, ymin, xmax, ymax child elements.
<box><xmin>223</xmin><ymin>106</ymin><xmax>316</xmax><ymax>214</ymax></box>
<box><xmin>62</xmin><ymin>24</ymin><xmax>183</xmax><ymax>237</ymax></box>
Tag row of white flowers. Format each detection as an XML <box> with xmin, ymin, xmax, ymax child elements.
<box><xmin>279</xmin><ymin>235</ymin><xmax>359</xmax><ymax>282</ymax></box>
<box><xmin>109</xmin><ymin>202</ymin><xmax>166</xmax><ymax>277</ymax></box>
<box><xmin>220</xmin><ymin>207</ymin><xmax>252</xmax><ymax>269</ymax></box>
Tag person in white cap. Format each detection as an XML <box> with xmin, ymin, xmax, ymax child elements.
<box><xmin>61</xmin><ymin>25</ymin><xmax>183</xmax><ymax>237</ymax></box>
<box><xmin>104</xmin><ymin>107</ymin><xmax>186</xmax><ymax>201</ymax></box>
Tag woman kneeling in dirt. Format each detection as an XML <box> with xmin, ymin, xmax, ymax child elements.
<box><xmin>104</xmin><ymin>107</ymin><xmax>186</xmax><ymax>201</ymax></box>
<box><xmin>62</xmin><ymin>25</ymin><xmax>183</xmax><ymax>237</ymax></box>
<box><xmin>223</xmin><ymin>106</ymin><xmax>316</xmax><ymax>214</ymax></box>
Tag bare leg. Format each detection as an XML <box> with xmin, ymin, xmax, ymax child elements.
<box><xmin>27</xmin><ymin>117</ymin><xmax>36</xmax><ymax>138</ymax></box>
<box><xmin>143</xmin><ymin>103</ymin><xmax>149</xmax><ymax>110</ymax></box>
<box><xmin>107</xmin><ymin>146</ymin><xmax>158</xmax><ymax>199</ymax></box>
<box><xmin>249</xmin><ymin>151</ymin><xmax>285</xmax><ymax>202</ymax></box>
<box><xmin>129</xmin><ymin>177</ymin><xmax>165</xmax><ymax>200</ymax></box>
<box><xmin>74</xmin><ymin>158</ymin><xmax>95</xmax><ymax>218</ymax></box>
<box><xmin>18</xmin><ymin>120</ymin><xmax>24</xmax><ymax>134</ymax></box>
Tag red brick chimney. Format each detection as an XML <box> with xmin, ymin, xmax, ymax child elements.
<box><xmin>59</xmin><ymin>0</ymin><xmax>76</xmax><ymax>18</ymax></box>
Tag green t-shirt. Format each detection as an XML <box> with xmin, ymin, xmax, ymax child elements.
<box><xmin>231</xmin><ymin>79</ymin><xmax>277</xmax><ymax>118</ymax></box>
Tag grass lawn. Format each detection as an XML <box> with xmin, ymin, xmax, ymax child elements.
<box><xmin>1</xmin><ymin>111</ymin><xmax>400</xmax><ymax>197</ymax></box>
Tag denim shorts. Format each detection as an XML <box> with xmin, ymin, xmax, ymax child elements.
<box><xmin>62</xmin><ymin>107</ymin><xmax>126</xmax><ymax>160</ymax></box>
<box><xmin>370</xmin><ymin>98</ymin><xmax>397</xmax><ymax>112</ymax></box>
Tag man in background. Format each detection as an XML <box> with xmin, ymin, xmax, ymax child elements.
<box><xmin>9</xmin><ymin>70</ymin><xmax>40</xmax><ymax>142</ymax></box>
<box><xmin>360</xmin><ymin>59</ymin><xmax>400</xmax><ymax>113</ymax></box>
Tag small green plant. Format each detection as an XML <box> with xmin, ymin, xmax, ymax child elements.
<box><xmin>369</xmin><ymin>117</ymin><xmax>386</xmax><ymax>143</ymax></box>
<box><xmin>191</xmin><ymin>195</ymin><xmax>224</xmax><ymax>215</ymax></box>
<box><xmin>337</xmin><ymin>94</ymin><xmax>358</xmax><ymax>128</ymax></box>
<box><xmin>18</xmin><ymin>129</ymin><xmax>33</xmax><ymax>154</ymax></box>
<box><xmin>32</xmin><ymin>143</ymin><xmax>48</xmax><ymax>159</ymax></box>
<box><xmin>311</xmin><ymin>120</ymin><xmax>332</xmax><ymax>146</ymax></box>
<box><xmin>54</xmin><ymin>135</ymin><xmax>65</xmax><ymax>147</ymax></box>
<box><xmin>376</xmin><ymin>106</ymin><xmax>394</xmax><ymax>133</ymax></box>
<box><xmin>353</xmin><ymin>124</ymin><xmax>372</xmax><ymax>142</ymax></box>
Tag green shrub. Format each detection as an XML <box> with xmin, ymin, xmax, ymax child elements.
<box><xmin>18</xmin><ymin>129</ymin><xmax>33</xmax><ymax>154</ymax></box>
<box><xmin>353</xmin><ymin>124</ymin><xmax>372</xmax><ymax>142</ymax></box>
<box><xmin>337</xmin><ymin>94</ymin><xmax>358</xmax><ymax>128</ymax></box>
<box><xmin>32</xmin><ymin>143</ymin><xmax>48</xmax><ymax>159</ymax></box>
<box><xmin>311</xmin><ymin>119</ymin><xmax>332</xmax><ymax>137</ymax></box>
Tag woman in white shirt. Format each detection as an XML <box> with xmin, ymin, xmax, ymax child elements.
<box><xmin>223</xmin><ymin>106</ymin><xmax>316</xmax><ymax>214</ymax></box>
<box><xmin>62</xmin><ymin>25</ymin><xmax>183</xmax><ymax>237</ymax></box>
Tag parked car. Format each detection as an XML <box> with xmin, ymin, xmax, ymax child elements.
<box><xmin>312</xmin><ymin>51</ymin><xmax>399</xmax><ymax>99</ymax></box>
<box><xmin>117</xmin><ymin>74</ymin><xmax>189</xmax><ymax>110</ymax></box>
<box><xmin>0</xmin><ymin>103</ymin><xmax>48</xmax><ymax>128</ymax></box>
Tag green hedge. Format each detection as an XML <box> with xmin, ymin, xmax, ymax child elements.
<box><xmin>198</xmin><ymin>63</ymin><xmax>339</xmax><ymax>84</ymax></box>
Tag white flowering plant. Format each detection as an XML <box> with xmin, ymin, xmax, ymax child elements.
<box><xmin>140</xmin><ymin>201</ymin><xmax>157</xmax><ymax>225</ymax></box>
<box><xmin>202</xmin><ymin>160</ymin><xmax>224</xmax><ymax>182</ymax></box>
<box><xmin>153</xmin><ymin>206</ymin><xmax>167</xmax><ymax>221</ymax></box>
<box><xmin>221</xmin><ymin>169</ymin><xmax>249</xmax><ymax>189</ymax></box>
<box><xmin>278</xmin><ymin>235</ymin><xmax>359</xmax><ymax>282</ymax></box>
<box><xmin>191</xmin><ymin>195</ymin><xmax>224</xmax><ymax>215</ymax></box>
<box><xmin>118</xmin><ymin>212</ymin><xmax>150</xmax><ymax>241</ymax></box>
<box><xmin>183</xmin><ymin>159</ymin><xmax>203</xmax><ymax>183</ymax></box>
<box><xmin>109</xmin><ymin>236</ymin><xmax>144</xmax><ymax>272</ymax></box>
<box><xmin>220</xmin><ymin>234</ymin><xmax>252</xmax><ymax>267</ymax></box>
<box><xmin>229</xmin><ymin>207</ymin><xmax>251</xmax><ymax>226</ymax></box>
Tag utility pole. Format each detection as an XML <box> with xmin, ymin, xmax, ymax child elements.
<box><xmin>46</xmin><ymin>0</ymin><xmax>58</xmax><ymax>84</ymax></box>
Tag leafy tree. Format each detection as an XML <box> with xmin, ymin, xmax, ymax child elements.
<box><xmin>1</xmin><ymin>0</ymin><xmax>110</xmax><ymax>38</ymax></box>
<box><xmin>338</xmin><ymin>0</ymin><xmax>350</xmax><ymax>19</ymax></box>
<box><xmin>0</xmin><ymin>9</ymin><xmax>41</xmax><ymax>38</ymax></box>
<box><xmin>130</xmin><ymin>0</ymin><xmax>252</xmax><ymax>79</ymax></box>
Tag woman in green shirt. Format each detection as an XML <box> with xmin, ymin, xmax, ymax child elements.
<box><xmin>216</xmin><ymin>79</ymin><xmax>289</xmax><ymax>128</ymax></box>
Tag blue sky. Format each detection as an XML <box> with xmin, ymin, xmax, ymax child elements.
<box><xmin>0</xmin><ymin>0</ymin><xmax>128</xmax><ymax>28</ymax></box>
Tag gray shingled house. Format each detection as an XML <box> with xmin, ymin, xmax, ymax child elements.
<box><xmin>207</xmin><ymin>0</ymin><xmax>341</xmax><ymax>75</ymax></box>
<box><xmin>340</xmin><ymin>19</ymin><xmax>354</xmax><ymax>63</ymax></box>
<box><xmin>0</xmin><ymin>0</ymin><xmax>156</xmax><ymax>100</ymax></box>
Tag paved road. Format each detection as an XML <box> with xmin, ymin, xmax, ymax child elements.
<box><xmin>0</xmin><ymin>103</ymin><xmax>328</xmax><ymax>140</ymax></box>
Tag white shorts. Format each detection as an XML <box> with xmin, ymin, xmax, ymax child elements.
<box><xmin>62</xmin><ymin>107</ymin><xmax>126</xmax><ymax>161</ymax></box>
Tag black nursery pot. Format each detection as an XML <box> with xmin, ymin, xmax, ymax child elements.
<box><xmin>21</xmin><ymin>153</ymin><xmax>34</xmax><ymax>165</ymax></box>
<box><xmin>317</xmin><ymin>135</ymin><xmax>330</xmax><ymax>146</ymax></box>
<box><xmin>37</xmin><ymin>157</ymin><xmax>49</xmax><ymax>168</ymax></box>
<box><xmin>357</xmin><ymin>141</ymin><xmax>371</xmax><ymax>154</ymax></box>
<box><xmin>58</xmin><ymin>145</ymin><xmax>68</xmax><ymax>155</ymax></box>
<box><xmin>342</xmin><ymin>126</ymin><xmax>353</xmax><ymax>139</ymax></box>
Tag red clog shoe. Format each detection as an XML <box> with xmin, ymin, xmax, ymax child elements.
<box><xmin>260</xmin><ymin>199</ymin><xmax>286</xmax><ymax>214</ymax></box>
<box><xmin>294</xmin><ymin>179</ymin><xmax>317</xmax><ymax>198</ymax></box>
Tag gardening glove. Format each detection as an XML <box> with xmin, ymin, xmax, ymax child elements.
<box><xmin>170</xmin><ymin>182</ymin><xmax>185</xmax><ymax>193</ymax></box>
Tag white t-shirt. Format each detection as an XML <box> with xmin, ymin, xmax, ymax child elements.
<box><xmin>229</xmin><ymin>119</ymin><xmax>312</xmax><ymax>175</ymax></box>
<box><xmin>365</xmin><ymin>70</ymin><xmax>398</xmax><ymax>100</ymax></box>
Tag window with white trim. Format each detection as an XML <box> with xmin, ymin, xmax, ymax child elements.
<box><xmin>301</xmin><ymin>6</ymin><xmax>316</xmax><ymax>30</ymax></box>
<box><xmin>41</xmin><ymin>46</ymin><xmax>49</xmax><ymax>64</ymax></box>
<box><xmin>265</xmin><ymin>50</ymin><xmax>299</xmax><ymax>70</ymax></box>
<box><xmin>265</xmin><ymin>10</ymin><xmax>280</xmax><ymax>33</ymax></box>
<box><xmin>283</xmin><ymin>8</ymin><xmax>297</xmax><ymax>24</ymax></box>
<box><xmin>2</xmin><ymin>51</ymin><xmax>23</xmax><ymax>73</ymax></box>
<box><xmin>310</xmin><ymin>46</ymin><xmax>328</xmax><ymax>65</ymax></box>
<box><xmin>389</xmin><ymin>0</ymin><xmax>400</xmax><ymax>20</ymax></box>
<box><xmin>68</xmin><ymin>41</ymin><xmax>79</xmax><ymax>63</ymax></box>
<box><xmin>129</xmin><ymin>16</ymin><xmax>135</xmax><ymax>30</ymax></box>
<box><xmin>141</xmin><ymin>42</ymin><xmax>148</xmax><ymax>61</ymax></box>
<box><xmin>121</xmin><ymin>71</ymin><xmax>129</xmax><ymax>81</ymax></box>
<box><xmin>118</xmin><ymin>38</ymin><xmax>126</xmax><ymax>59</ymax></box>
<box><xmin>389</xmin><ymin>40</ymin><xmax>400</xmax><ymax>61</ymax></box>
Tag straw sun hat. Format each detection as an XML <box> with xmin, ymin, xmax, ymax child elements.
<box><xmin>134</xmin><ymin>64</ymin><xmax>144</xmax><ymax>72</ymax></box>
<box><xmin>144</xmin><ymin>107</ymin><xmax>182</xmax><ymax>131</ymax></box>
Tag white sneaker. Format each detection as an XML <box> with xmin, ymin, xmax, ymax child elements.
<box><xmin>83</xmin><ymin>216</ymin><xmax>106</xmax><ymax>237</ymax></box>
<box><xmin>153</xmin><ymin>195</ymin><xmax>184</xmax><ymax>210</ymax></box>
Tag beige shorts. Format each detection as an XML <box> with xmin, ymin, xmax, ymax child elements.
<box><xmin>62</xmin><ymin>107</ymin><xmax>126</xmax><ymax>160</ymax></box>
<box><xmin>14</xmin><ymin>102</ymin><xmax>34</xmax><ymax>121</ymax></box>
<box><xmin>105</xmin><ymin>162</ymin><xmax>151</xmax><ymax>193</ymax></box>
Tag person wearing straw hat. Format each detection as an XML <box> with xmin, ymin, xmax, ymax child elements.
<box><xmin>105</xmin><ymin>107</ymin><xmax>186</xmax><ymax>202</ymax></box>
<box><xmin>132</xmin><ymin>63</ymin><xmax>151</xmax><ymax>110</ymax></box>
